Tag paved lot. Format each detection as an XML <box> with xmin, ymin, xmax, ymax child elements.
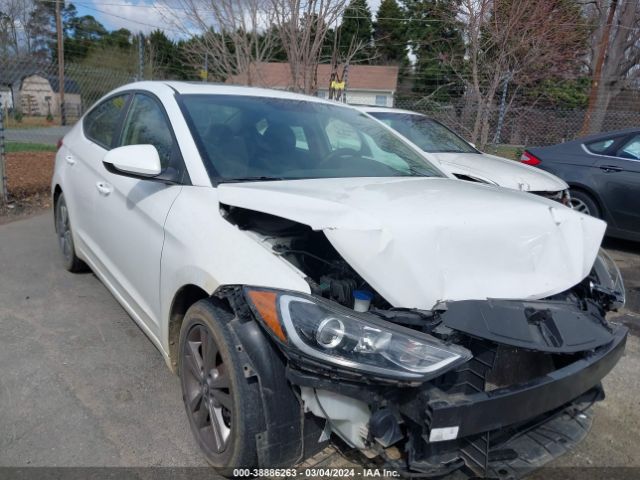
<box><xmin>5</xmin><ymin>126</ymin><xmax>72</xmax><ymax>145</ymax></box>
<box><xmin>1</xmin><ymin>212</ymin><xmax>639</xmax><ymax>472</ymax></box>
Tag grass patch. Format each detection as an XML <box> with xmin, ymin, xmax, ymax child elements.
<box><xmin>5</xmin><ymin>142</ymin><xmax>57</xmax><ymax>153</ymax></box>
<box><xmin>484</xmin><ymin>144</ymin><xmax>523</xmax><ymax>160</ymax></box>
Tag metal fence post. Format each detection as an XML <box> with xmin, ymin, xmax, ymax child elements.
<box><xmin>138</xmin><ymin>33</ymin><xmax>144</xmax><ymax>81</ymax></box>
<box><xmin>0</xmin><ymin>106</ymin><xmax>7</xmax><ymax>204</ymax></box>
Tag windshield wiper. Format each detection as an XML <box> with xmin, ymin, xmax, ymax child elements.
<box><xmin>218</xmin><ymin>176</ymin><xmax>287</xmax><ymax>183</ymax></box>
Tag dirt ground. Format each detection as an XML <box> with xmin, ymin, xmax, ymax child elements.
<box><xmin>0</xmin><ymin>152</ymin><xmax>54</xmax><ymax>224</ymax></box>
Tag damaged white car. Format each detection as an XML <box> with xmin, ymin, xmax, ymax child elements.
<box><xmin>52</xmin><ymin>82</ymin><xmax>627</xmax><ymax>478</ymax></box>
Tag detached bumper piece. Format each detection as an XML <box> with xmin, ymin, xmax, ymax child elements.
<box><xmin>395</xmin><ymin>326</ymin><xmax>626</xmax><ymax>478</ymax></box>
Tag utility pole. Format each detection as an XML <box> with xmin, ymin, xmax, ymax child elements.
<box><xmin>55</xmin><ymin>0</ymin><xmax>66</xmax><ymax>126</ymax></box>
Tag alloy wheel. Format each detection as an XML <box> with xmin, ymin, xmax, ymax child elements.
<box><xmin>56</xmin><ymin>199</ymin><xmax>73</xmax><ymax>264</ymax></box>
<box><xmin>569</xmin><ymin>197</ymin><xmax>591</xmax><ymax>216</ymax></box>
<box><xmin>181</xmin><ymin>324</ymin><xmax>233</xmax><ymax>454</ymax></box>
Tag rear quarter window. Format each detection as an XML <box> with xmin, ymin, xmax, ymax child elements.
<box><xmin>83</xmin><ymin>94</ymin><xmax>129</xmax><ymax>148</ymax></box>
<box><xmin>585</xmin><ymin>138</ymin><xmax>615</xmax><ymax>154</ymax></box>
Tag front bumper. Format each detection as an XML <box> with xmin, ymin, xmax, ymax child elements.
<box><xmin>290</xmin><ymin>324</ymin><xmax>627</xmax><ymax>478</ymax></box>
<box><xmin>423</xmin><ymin>326</ymin><xmax>626</xmax><ymax>439</ymax></box>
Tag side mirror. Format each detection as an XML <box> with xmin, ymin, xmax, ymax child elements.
<box><xmin>103</xmin><ymin>144</ymin><xmax>162</xmax><ymax>178</ymax></box>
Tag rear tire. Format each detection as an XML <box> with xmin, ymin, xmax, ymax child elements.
<box><xmin>178</xmin><ymin>299</ymin><xmax>263</xmax><ymax>474</ymax></box>
<box><xmin>54</xmin><ymin>193</ymin><xmax>87</xmax><ymax>273</ymax></box>
<box><xmin>569</xmin><ymin>190</ymin><xmax>601</xmax><ymax>218</ymax></box>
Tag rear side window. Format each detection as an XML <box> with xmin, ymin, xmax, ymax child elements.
<box><xmin>585</xmin><ymin>138</ymin><xmax>615</xmax><ymax>154</ymax></box>
<box><xmin>84</xmin><ymin>94</ymin><xmax>129</xmax><ymax>148</ymax></box>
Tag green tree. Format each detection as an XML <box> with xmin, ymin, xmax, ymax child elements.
<box><xmin>27</xmin><ymin>0</ymin><xmax>56</xmax><ymax>58</ymax></box>
<box><xmin>374</xmin><ymin>0</ymin><xmax>407</xmax><ymax>65</ymax></box>
<box><xmin>338</xmin><ymin>0</ymin><xmax>373</xmax><ymax>62</ymax></box>
<box><xmin>104</xmin><ymin>28</ymin><xmax>133</xmax><ymax>50</ymax></box>
<box><xmin>64</xmin><ymin>14</ymin><xmax>108</xmax><ymax>62</ymax></box>
<box><xmin>404</xmin><ymin>0</ymin><xmax>465</xmax><ymax>101</ymax></box>
<box><xmin>148</xmin><ymin>29</ymin><xmax>174</xmax><ymax>78</ymax></box>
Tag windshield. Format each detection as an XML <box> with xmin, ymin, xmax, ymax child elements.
<box><xmin>369</xmin><ymin>112</ymin><xmax>477</xmax><ymax>154</ymax></box>
<box><xmin>179</xmin><ymin>95</ymin><xmax>443</xmax><ymax>182</ymax></box>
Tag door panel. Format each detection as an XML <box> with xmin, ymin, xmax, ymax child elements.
<box><xmin>92</xmin><ymin>93</ymin><xmax>183</xmax><ymax>334</ymax></box>
<box><xmin>595</xmin><ymin>134</ymin><xmax>640</xmax><ymax>233</ymax></box>
<box><xmin>71</xmin><ymin>94</ymin><xmax>130</xmax><ymax>262</ymax></box>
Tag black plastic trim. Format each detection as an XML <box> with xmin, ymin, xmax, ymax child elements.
<box><xmin>425</xmin><ymin>325</ymin><xmax>627</xmax><ymax>438</ymax></box>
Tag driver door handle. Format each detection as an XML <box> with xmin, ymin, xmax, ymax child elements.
<box><xmin>95</xmin><ymin>181</ymin><xmax>112</xmax><ymax>196</ymax></box>
<box><xmin>64</xmin><ymin>155</ymin><xmax>76</xmax><ymax>165</ymax></box>
<box><xmin>600</xmin><ymin>165</ymin><xmax>623</xmax><ymax>173</ymax></box>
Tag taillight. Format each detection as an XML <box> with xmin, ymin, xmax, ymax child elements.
<box><xmin>56</xmin><ymin>138</ymin><xmax>63</xmax><ymax>151</ymax></box>
<box><xmin>520</xmin><ymin>151</ymin><xmax>541</xmax><ymax>166</ymax></box>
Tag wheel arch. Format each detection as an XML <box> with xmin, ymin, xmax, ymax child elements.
<box><xmin>167</xmin><ymin>284</ymin><xmax>211</xmax><ymax>372</ymax></box>
<box><xmin>567</xmin><ymin>182</ymin><xmax>605</xmax><ymax>218</ymax></box>
<box><xmin>53</xmin><ymin>184</ymin><xmax>63</xmax><ymax>202</ymax></box>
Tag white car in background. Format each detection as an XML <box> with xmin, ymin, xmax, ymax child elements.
<box><xmin>359</xmin><ymin>106</ymin><xmax>571</xmax><ymax>204</ymax></box>
<box><xmin>52</xmin><ymin>83</ymin><xmax>625</xmax><ymax>477</ymax></box>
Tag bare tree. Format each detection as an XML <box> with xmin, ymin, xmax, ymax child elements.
<box><xmin>457</xmin><ymin>0</ymin><xmax>588</xmax><ymax>146</ymax></box>
<box><xmin>581</xmin><ymin>0</ymin><xmax>640</xmax><ymax>134</ymax></box>
<box><xmin>0</xmin><ymin>0</ymin><xmax>34</xmax><ymax>55</ymax></box>
<box><xmin>158</xmin><ymin>0</ymin><xmax>277</xmax><ymax>84</ymax></box>
<box><xmin>270</xmin><ymin>0</ymin><xmax>349</xmax><ymax>94</ymax></box>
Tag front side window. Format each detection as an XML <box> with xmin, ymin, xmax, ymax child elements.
<box><xmin>616</xmin><ymin>135</ymin><xmax>640</xmax><ymax>160</ymax></box>
<box><xmin>84</xmin><ymin>94</ymin><xmax>129</xmax><ymax>148</ymax></box>
<box><xmin>180</xmin><ymin>95</ymin><xmax>442</xmax><ymax>182</ymax></box>
<box><xmin>370</xmin><ymin>112</ymin><xmax>477</xmax><ymax>154</ymax></box>
<box><xmin>120</xmin><ymin>94</ymin><xmax>174</xmax><ymax>168</ymax></box>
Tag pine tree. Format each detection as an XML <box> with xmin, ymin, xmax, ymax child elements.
<box><xmin>403</xmin><ymin>0</ymin><xmax>465</xmax><ymax>101</ymax></box>
<box><xmin>374</xmin><ymin>0</ymin><xmax>407</xmax><ymax>65</ymax></box>
<box><xmin>338</xmin><ymin>0</ymin><xmax>373</xmax><ymax>62</ymax></box>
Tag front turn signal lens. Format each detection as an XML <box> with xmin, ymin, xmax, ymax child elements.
<box><xmin>246</xmin><ymin>290</ymin><xmax>287</xmax><ymax>342</ymax></box>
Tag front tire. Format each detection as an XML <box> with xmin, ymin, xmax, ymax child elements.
<box><xmin>178</xmin><ymin>300</ymin><xmax>263</xmax><ymax>473</ymax></box>
<box><xmin>54</xmin><ymin>193</ymin><xmax>87</xmax><ymax>272</ymax></box>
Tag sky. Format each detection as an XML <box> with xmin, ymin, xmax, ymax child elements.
<box><xmin>73</xmin><ymin>0</ymin><xmax>384</xmax><ymax>36</ymax></box>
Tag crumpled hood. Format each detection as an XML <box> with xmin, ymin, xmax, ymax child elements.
<box><xmin>218</xmin><ymin>177</ymin><xmax>605</xmax><ymax>309</ymax></box>
<box><xmin>431</xmin><ymin>152</ymin><xmax>569</xmax><ymax>192</ymax></box>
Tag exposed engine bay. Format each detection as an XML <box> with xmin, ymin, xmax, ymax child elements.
<box><xmin>221</xmin><ymin>203</ymin><xmax>627</xmax><ymax>478</ymax></box>
<box><xmin>222</xmin><ymin>205</ymin><xmax>388</xmax><ymax>310</ymax></box>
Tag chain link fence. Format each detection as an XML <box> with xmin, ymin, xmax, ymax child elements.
<box><xmin>394</xmin><ymin>98</ymin><xmax>640</xmax><ymax>151</ymax></box>
<box><xmin>0</xmin><ymin>55</ymin><xmax>638</xmax><ymax>205</ymax></box>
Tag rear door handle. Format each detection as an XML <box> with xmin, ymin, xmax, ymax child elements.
<box><xmin>64</xmin><ymin>155</ymin><xmax>76</xmax><ymax>165</ymax></box>
<box><xmin>600</xmin><ymin>165</ymin><xmax>623</xmax><ymax>173</ymax></box>
<box><xmin>95</xmin><ymin>181</ymin><xmax>112</xmax><ymax>196</ymax></box>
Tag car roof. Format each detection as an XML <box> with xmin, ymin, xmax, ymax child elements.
<box><xmin>575</xmin><ymin>127</ymin><xmax>640</xmax><ymax>143</ymax></box>
<box><xmin>117</xmin><ymin>80</ymin><xmax>351</xmax><ymax>107</ymax></box>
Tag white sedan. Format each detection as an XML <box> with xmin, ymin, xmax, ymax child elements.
<box><xmin>52</xmin><ymin>82</ymin><xmax>626</xmax><ymax>476</ymax></box>
<box><xmin>359</xmin><ymin>106</ymin><xmax>570</xmax><ymax>204</ymax></box>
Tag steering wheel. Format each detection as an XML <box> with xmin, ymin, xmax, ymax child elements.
<box><xmin>317</xmin><ymin>148</ymin><xmax>361</xmax><ymax>169</ymax></box>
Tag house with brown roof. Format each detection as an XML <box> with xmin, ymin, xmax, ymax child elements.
<box><xmin>227</xmin><ymin>62</ymin><xmax>399</xmax><ymax>107</ymax></box>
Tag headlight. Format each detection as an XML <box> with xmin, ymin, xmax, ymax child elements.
<box><xmin>591</xmin><ymin>249</ymin><xmax>625</xmax><ymax>310</ymax></box>
<box><xmin>244</xmin><ymin>288</ymin><xmax>472</xmax><ymax>381</ymax></box>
